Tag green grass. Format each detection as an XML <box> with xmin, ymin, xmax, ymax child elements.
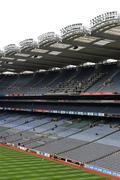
<box><xmin>0</xmin><ymin>146</ymin><xmax>109</xmax><ymax>180</ymax></box>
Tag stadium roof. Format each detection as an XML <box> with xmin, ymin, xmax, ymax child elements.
<box><xmin>0</xmin><ymin>11</ymin><xmax>120</xmax><ymax>73</ymax></box>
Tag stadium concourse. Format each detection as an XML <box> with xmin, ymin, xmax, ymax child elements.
<box><xmin>0</xmin><ymin>11</ymin><xmax>120</xmax><ymax>179</ymax></box>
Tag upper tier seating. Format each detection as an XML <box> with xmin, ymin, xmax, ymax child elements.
<box><xmin>0</xmin><ymin>63</ymin><xmax>120</xmax><ymax>95</ymax></box>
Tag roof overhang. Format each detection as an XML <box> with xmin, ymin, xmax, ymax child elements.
<box><xmin>0</xmin><ymin>11</ymin><xmax>120</xmax><ymax>74</ymax></box>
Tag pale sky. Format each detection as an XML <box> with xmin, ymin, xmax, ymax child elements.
<box><xmin>0</xmin><ymin>0</ymin><xmax>120</xmax><ymax>49</ymax></box>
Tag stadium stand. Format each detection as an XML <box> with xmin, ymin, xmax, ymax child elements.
<box><xmin>91</xmin><ymin>150</ymin><xmax>120</xmax><ymax>173</ymax></box>
<box><xmin>0</xmin><ymin>63</ymin><xmax>120</xmax><ymax>95</ymax></box>
<box><xmin>0</xmin><ymin>11</ymin><xmax>120</xmax><ymax>178</ymax></box>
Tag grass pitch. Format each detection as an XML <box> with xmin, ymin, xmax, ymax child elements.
<box><xmin>0</xmin><ymin>146</ymin><xmax>109</xmax><ymax>180</ymax></box>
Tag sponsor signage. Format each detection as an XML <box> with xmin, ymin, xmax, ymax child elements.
<box><xmin>85</xmin><ymin>164</ymin><xmax>120</xmax><ymax>178</ymax></box>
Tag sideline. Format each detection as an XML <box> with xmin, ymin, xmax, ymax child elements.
<box><xmin>0</xmin><ymin>144</ymin><xmax>119</xmax><ymax>180</ymax></box>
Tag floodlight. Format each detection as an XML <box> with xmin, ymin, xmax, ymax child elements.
<box><xmin>90</xmin><ymin>11</ymin><xmax>120</xmax><ymax>31</ymax></box>
<box><xmin>38</xmin><ymin>32</ymin><xmax>60</xmax><ymax>46</ymax></box>
<box><xmin>19</xmin><ymin>39</ymin><xmax>37</xmax><ymax>50</ymax></box>
<box><xmin>60</xmin><ymin>23</ymin><xmax>88</xmax><ymax>39</ymax></box>
<box><xmin>4</xmin><ymin>44</ymin><xmax>19</xmax><ymax>55</ymax></box>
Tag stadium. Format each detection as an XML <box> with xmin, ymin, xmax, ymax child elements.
<box><xmin>0</xmin><ymin>10</ymin><xmax>120</xmax><ymax>179</ymax></box>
